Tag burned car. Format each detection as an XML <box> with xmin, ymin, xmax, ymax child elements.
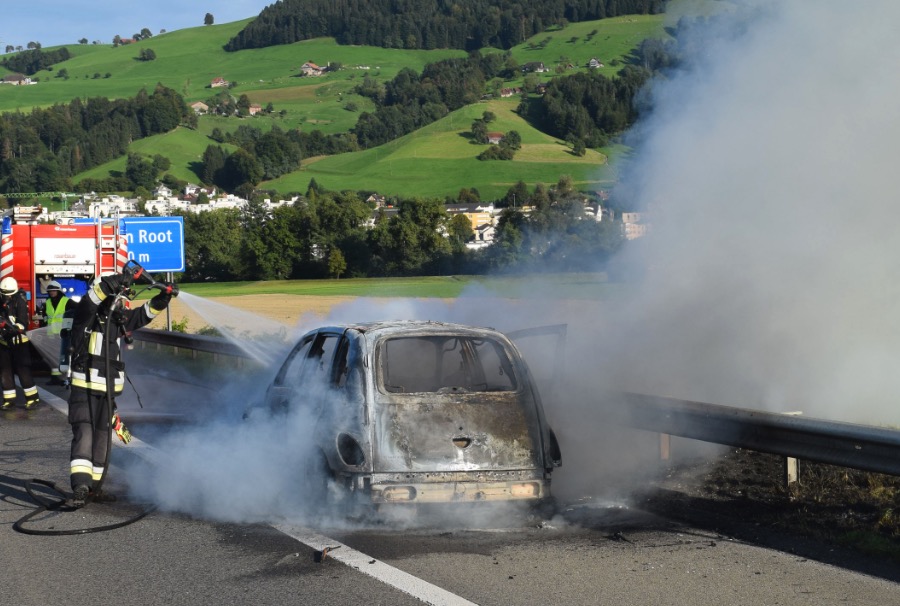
<box><xmin>262</xmin><ymin>320</ymin><xmax>562</xmax><ymax>506</ymax></box>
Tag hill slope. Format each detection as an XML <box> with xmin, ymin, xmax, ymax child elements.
<box><xmin>1</xmin><ymin>15</ymin><xmax>665</xmax><ymax>200</ymax></box>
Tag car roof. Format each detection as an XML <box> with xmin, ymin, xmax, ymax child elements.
<box><xmin>311</xmin><ymin>320</ymin><xmax>507</xmax><ymax>339</ymax></box>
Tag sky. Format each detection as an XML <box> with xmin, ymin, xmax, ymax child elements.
<box><xmin>2</xmin><ymin>1</ymin><xmax>273</xmax><ymax>49</ymax></box>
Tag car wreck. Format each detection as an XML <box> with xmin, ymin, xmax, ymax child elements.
<box><xmin>261</xmin><ymin>320</ymin><xmax>562</xmax><ymax>507</ymax></box>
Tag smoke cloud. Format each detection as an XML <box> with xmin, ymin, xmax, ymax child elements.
<box><xmin>598</xmin><ymin>0</ymin><xmax>900</xmax><ymax>426</ymax></box>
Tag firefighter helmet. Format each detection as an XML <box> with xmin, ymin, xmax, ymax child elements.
<box><xmin>0</xmin><ymin>277</ymin><xmax>18</xmax><ymax>296</ymax></box>
<box><xmin>46</xmin><ymin>280</ymin><xmax>62</xmax><ymax>293</ymax></box>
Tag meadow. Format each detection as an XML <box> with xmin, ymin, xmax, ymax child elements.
<box><xmin>1</xmin><ymin>14</ymin><xmax>666</xmax><ymax>199</ymax></box>
<box><xmin>170</xmin><ymin>272</ymin><xmax>627</xmax><ymax>301</ymax></box>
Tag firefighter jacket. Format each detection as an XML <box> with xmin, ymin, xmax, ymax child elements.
<box><xmin>45</xmin><ymin>295</ymin><xmax>75</xmax><ymax>336</ymax></box>
<box><xmin>69</xmin><ymin>279</ymin><xmax>167</xmax><ymax>394</ymax></box>
<box><xmin>0</xmin><ymin>290</ymin><xmax>31</xmax><ymax>346</ymax></box>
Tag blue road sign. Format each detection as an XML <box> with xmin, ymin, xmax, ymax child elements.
<box><xmin>120</xmin><ymin>217</ymin><xmax>185</xmax><ymax>273</ymax></box>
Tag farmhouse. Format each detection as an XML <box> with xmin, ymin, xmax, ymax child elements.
<box><xmin>248</xmin><ymin>103</ymin><xmax>263</xmax><ymax>116</ymax></box>
<box><xmin>2</xmin><ymin>73</ymin><xmax>33</xmax><ymax>86</ymax></box>
<box><xmin>588</xmin><ymin>58</ymin><xmax>604</xmax><ymax>69</ymax></box>
<box><xmin>300</xmin><ymin>61</ymin><xmax>325</xmax><ymax>77</ymax></box>
<box><xmin>366</xmin><ymin>194</ymin><xmax>387</xmax><ymax>208</ymax></box>
<box><xmin>190</xmin><ymin>101</ymin><xmax>209</xmax><ymax>114</ymax></box>
<box><xmin>486</xmin><ymin>132</ymin><xmax>504</xmax><ymax>145</ymax></box>
<box><xmin>210</xmin><ymin>76</ymin><xmax>229</xmax><ymax>88</ymax></box>
<box><xmin>521</xmin><ymin>61</ymin><xmax>547</xmax><ymax>73</ymax></box>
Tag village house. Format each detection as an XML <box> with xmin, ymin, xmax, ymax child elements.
<box><xmin>210</xmin><ymin>76</ymin><xmax>229</xmax><ymax>88</ymax></box>
<box><xmin>248</xmin><ymin>103</ymin><xmax>263</xmax><ymax>116</ymax></box>
<box><xmin>445</xmin><ymin>202</ymin><xmax>497</xmax><ymax>231</ymax></box>
<box><xmin>621</xmin><ymin>211</ymin><xmax>649</xmax><ymax>240</ymax></box>
<box><xmin>2</xmin><ymin>73</ymin><xmax>34</xmax><ymax>86</ymax></box>
<box><xmin>366</xmin><ymin>194</ymin><xmax>387</xmax><ymax>208</ymax></box>
<box><xmin>521</xmin><ymin>61</ymin><xmax>547</xmax><ymax>73</ymax></box>
<box><xmin>588</xmin><ymin>58</ymin><xmax>604</xmax><ymax>69</ymax></box>
<box><xmin>190</xmin><ymin>101</ymin><xmax>209</xmax><ymax>114</ymax></box>
<box><xmin>300</xmin><ymin>61</ymin><xmax>325</xmax><ymax>77</ymax></box>
<box><xmin>467</xmin><ymin>223</ymin><xmax>496</xmax><ymax>250</ymax></box>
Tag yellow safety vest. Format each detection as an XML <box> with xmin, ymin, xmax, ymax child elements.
<box><xmin>45</xmin><ymin>295</ymin><xmax>71</xmax><ymax>335</ymax></box>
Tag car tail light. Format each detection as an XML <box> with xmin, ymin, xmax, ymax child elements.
<box><xmin>510</xmin><ymin>482</ymin><xmax>539</xmax><ymax>497</ymax></box>
<box><xmin>382</xmin><ymin>486</ymin><xmax>416</xmax><ymax>502</ymax></box>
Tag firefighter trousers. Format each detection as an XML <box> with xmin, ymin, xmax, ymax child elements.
<box><xmin>0</xmin><ymin>341</ymin><xmax>37</xmax><ymax>407</ymax></box>
<box><xmin>68</xmin><ymin>386</ymin><xmax>114</xmax><ymax>490</ymax></box>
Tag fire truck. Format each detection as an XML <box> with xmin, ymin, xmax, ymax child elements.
<box><xmin>0</xmin><ymin>206</ymin><xmax>128</xmax><ymax>329</ymax></box>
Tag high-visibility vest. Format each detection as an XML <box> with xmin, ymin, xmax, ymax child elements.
<box><xmin>45</xmin><ymin>295</ymin><xmax>71</xmax><ymax>335</ymax></box>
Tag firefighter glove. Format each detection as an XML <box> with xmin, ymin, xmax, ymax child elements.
<box><xmin>1</xmin><ymin>322</ymin><xmax>19</xmax><ymax>341</ymax></box>
<box><xmin>112</xmin><ymin>413</ymin><xmax>132</xmax><ymax>444</ymax></box>
<box><xmin>150</xmin><ymin>291</ymin><xmax>172</xmax><ymax>313</ymax></box>
<box><xmin>99</xmin><ymin>273</ymin><xmax>133</xmax><ymax>296</ymax></box>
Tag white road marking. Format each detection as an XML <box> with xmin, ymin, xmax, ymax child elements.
<box><xmin>38</xmin><ymin>387</ymin><xmax>479</xmax><ymax>606</ymax></box>
<box><xmin>274</xmin><ymin>523</ymin><xmax>479</xmax><ymax>606</ymax></box>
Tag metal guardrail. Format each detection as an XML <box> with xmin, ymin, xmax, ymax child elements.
<box><xmin>132</xmin><ymin>328</ymin><xmax>250</xmax><ymax>358</ymax></box>
<box><xmin>618</xmin><ymin>392</ymin><xmax>900</xmax><ymax>476</ymax></box>
<box><xmin>132</xmin><ymin>329</ymin><xmax>900</xmax><ymax>477</ymax></box>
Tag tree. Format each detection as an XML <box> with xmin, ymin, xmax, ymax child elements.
<box><xmin>223</xmin><ymin>148</ymin><xmax>264</xmax><ymax>189</ymax></box>
<box><xmin>470</xmin><ymin>120</ymin><xmax>488</xmax><ymax>144</ymax></box>
<box><xmin>79</xmin><ymin>38</ymin><xmax>88</xmax><ymax>45</ymax></box>
<box><xmin>204</xmin><ymin>13</ymin><xmax>215</xmax><ymax>26</ymax></box>
<box><xmin>328</xmin><ymin>248</ymin><xmax>347</xmax><ymax>278</ymax></box>
<box><xmin>201</xmin><ymin>145</ymin><xmax>226</xmax><ymax>185</ymax></box>
<box><xmin>448</xmin><ymin>213</ymin><xmax>474</xmax><ymax>252</ymax></box>
<box><xmin>113</xmin><ymin>35</ymin><xmax>122</xmax><ymax>47</ymax></box>
<box><xmin>4</xmin><ymin>45</ymin><xmax>13</xmax><ymax>54</ymax></box>
<box><xmin>138</xmin><ymin>48</ymin><xmax>157</xmax><ymax>61</ymax></box>
<box><xmin>125</xmin><ymin>153</ymin><xmax>158</xmax><ymax>190</ymax></box>
<box><xmin>140</xmin><ymin>28</ymin><xmax>153</xmax><ymax>39</ymax></box>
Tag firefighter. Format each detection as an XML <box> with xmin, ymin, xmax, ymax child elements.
<box><xmin>68</xmin><ymin>271</ymin><xmax>175</xmax><ymax>507</ymax></box>
<box><xmin>42</xmin><ymin>280</ymin><xmax>76</xmax><ymax>386</ymax></box>
<box><xmin>0</xmin><ymin>277</ymin><xmax>39</xmax><ymax>410</ymax></box>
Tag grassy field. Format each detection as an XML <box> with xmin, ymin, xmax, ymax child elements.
<box><xmin>1</xmin><ymin>14</ymin><xmax>665</xmax><ymax>199</ymax></box>
<box><xmin>172</xmin><ymin>272</ymin><xmax>627</xmax><ymax>301</ymax></box>
<box><xmin>266</xmin><ymin>99</ymin><xmax>618</xmax><ymax>198</ymax></box>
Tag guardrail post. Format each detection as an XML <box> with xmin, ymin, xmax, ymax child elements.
<box><xmin>659</xmin><ymin>433</ymin><xmax>670</xmax><ymax>461</ymax></box>
<box><xmin>785</xmin><ymin>456</ymin><xmax>800</xmax><ymax>488</ymax></box>
<box><xmin>783</xmin><ymin>411</ymin><xmax>803</xmax><ymax>488</ymax></box>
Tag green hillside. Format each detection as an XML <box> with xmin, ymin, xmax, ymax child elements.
<box><xmin>269</xmin><ymin>99</ymin><xmax>617</xmax><ymax>199</ymax></box>
<box><xmin>1</xmin><ymin>14</ymin><xmax>665</xmax><ymax>200</ymax></box>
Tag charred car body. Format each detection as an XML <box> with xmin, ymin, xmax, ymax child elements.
<box><xmin>262</xmin><ymin>320</ymin><xmax>562</xmax><ymax>506</ymax></box>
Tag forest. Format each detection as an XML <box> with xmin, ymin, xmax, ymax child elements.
<box><xmin>225</xmin><ymin>0</ymin><xmax>665</xmax><ymax>52</ymax></box>
<box><xmin>180</xmin><ymin>178</ymin><xmax>624</xmax><ymax>282</ymax></box>
<box><xmin>0</xmin><ymin>85</ymin><xmax>195</xmax><ymax>194</ymax></box>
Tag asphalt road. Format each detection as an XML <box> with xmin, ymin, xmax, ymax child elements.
<box><xmin>1</xmin><ymin>383</ymin><xmax>898</xmax><ymax>606</ymax></box>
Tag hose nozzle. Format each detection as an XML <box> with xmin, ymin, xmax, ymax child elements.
<box><xmin>122</xmin><ymin>260</ymin><xmax>179</xmax><ymax>297</ymax></box>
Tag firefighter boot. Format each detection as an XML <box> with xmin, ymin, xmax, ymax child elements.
<box><xmin>1</xmin><ymin>396</ymin><xmax>15</xmax><ymax>410</ymax></box>
<box><xmin>25</xmin><ymin>396</ymin><xmax>40</xmax><ymax>410</ymax></box>
<box><xmin>72</xmin><ymin>485</ymin><xmax>90</xmax><ymax>508</ymax></box>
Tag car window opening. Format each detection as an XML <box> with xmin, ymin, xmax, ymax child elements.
<box><xmin>381</xmin><ymin>335</ymin><xmax>517</xmax><ymax>394</ymax></box>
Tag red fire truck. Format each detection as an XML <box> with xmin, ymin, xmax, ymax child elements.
<box><xmin>0</xmin><ymin>207</ymin><xmax>128</xmax><ymax>329</ymax></box>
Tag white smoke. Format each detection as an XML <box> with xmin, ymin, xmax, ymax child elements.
<box><xmin>597</xmin><ymin>0</ymin><xmax>900</xmax><ymax>426</ymax></box>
